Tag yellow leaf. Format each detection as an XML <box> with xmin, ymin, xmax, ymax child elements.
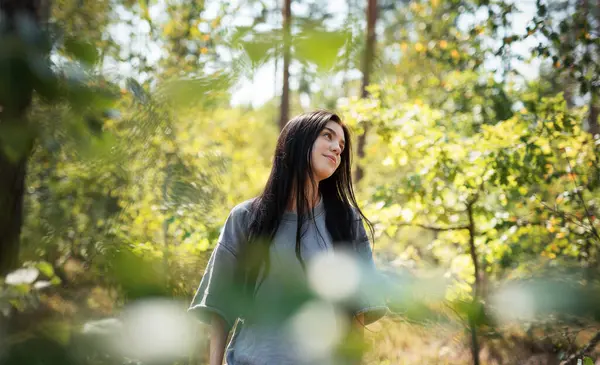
<box><xmin>164</xmin><ymin>22</ymin><xmax>174</xmax><ymax>36</ymax></box>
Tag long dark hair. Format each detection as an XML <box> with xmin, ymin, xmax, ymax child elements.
<box><xmin>239</xmin><ymin>110</ymin><xmax>373</xmax><ymax>297</ymax></box>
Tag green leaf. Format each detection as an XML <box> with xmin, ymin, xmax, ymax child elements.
<box><xmin>294</xmin><ymin>28</ymin><xmax>348</xmax><ymax>71</ymax></box>
<box><xmin>64</xmin><ymin>37</ymin><xmax>98</xmax><ymax>65</ymax></box>
<box><xmin>14</xmin><ymin>284</ymin><xmax>32</xmax><ymax>295</ymax></box>
<box><xmin>583</xmin><ymin>357</ymin><xmax>594</xmax><ymax>365</ymax></box>
<box><xmin>158</xmin><ymin>72</ymin><xmax>236</xmax><ymax>108</ymax></box>
<box><xmin>240</xmin><ymin>34</ymin><xmax>278</xmax><ymax>68</ymax></box>
<box><xmin>38</xmin><ymin>320</ymin><xmax>71</xmax><ymax>345</ymax></box>
<box><xmin>537</xmin><ymin>4</ymin><xmax>547</xmax><ymax>16</ymax></box>
<box><xmin>36</xmin><ymin>261</ymin><xmax>55</xmax><ymax>278</ymax></box>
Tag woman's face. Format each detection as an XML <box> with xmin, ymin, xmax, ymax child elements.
<box><xmin>310</xmin><ymin>121</ymin><xmax>345</xmax><ymax>182</ymax></box>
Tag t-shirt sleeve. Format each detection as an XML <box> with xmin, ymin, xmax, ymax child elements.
<box><xmin>351</xmin><ymin>215</ymin><xmax>389</xmax><ymax>325</ymax></box>
<box><xmin>188</xmin><ymin>204</ymin><xmax>249</xmax><ymax>332</ymax></box>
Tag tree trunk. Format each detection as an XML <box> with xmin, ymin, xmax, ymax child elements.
<box><xmin>579</xmin><ymin>0</ymin><xmax>599</xmax><ymax>136</ymax></box>
<box><xmin>0</xmin><ymin>153</ymin><xmax>28</xmax><ymax>276</ymax></box>
<box><xmin>0</xmin><ymin>0</ymin><xmax>48</xmax><ymax>276</ymax></box>
<box><xmin>589</xmin><ymin>0</ymin><xmax>600</xmax><ymax>136</ymax></box>
<box><xmin>279</xmin><ymin>0</ymin><xmax>292</xmax><ymax>130</ymax></box>
<box><xmin>354</xmin><ymin>0</ymin><xmax>377</xmax><ymax>183</ymax></box>
<box><xmin>467</xmin><ymin>201</ymin><xmax>481</xmax><ymax>365</ymax></box>
<box><xmin>590</xmin><ymin>93</ymin><xmax>599</xmax><ymax>136</ymax></box>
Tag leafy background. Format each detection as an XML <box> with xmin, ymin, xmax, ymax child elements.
<box><xmin>1</xmin><ymin>0</ymin><xmax>599</xmax><ymax>364</ymax></box>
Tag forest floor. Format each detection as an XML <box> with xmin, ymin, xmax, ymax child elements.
<box><xmin>364</xmin><ymin>319</ymin><xmax>600</xmax><ymax>365</ymax></box>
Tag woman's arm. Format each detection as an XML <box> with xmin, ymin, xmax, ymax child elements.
<box><xmin>209</xmin><ymin>313</ymin><xmax>228</xmax><ymax>365</ymax></box>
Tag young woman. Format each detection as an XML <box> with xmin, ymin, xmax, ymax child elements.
<box><xmin>189</xmin><ymin>110</ymin><xmax>387</xmax><ymax>365</ymax></box>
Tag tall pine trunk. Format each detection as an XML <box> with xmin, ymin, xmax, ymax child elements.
<box><xmin>588</xmin><ymin>0</ymin><xmax>599</xmax><ymax>136</ymax></box>
<box><xmin>591</xmin><ymin>93</ymin><xmax>599</xmax><ymax>136</ymax></box>
<box><xmin>354</xmin><ymin>0</ymin><xmax>377</xmax><ymax>183</ymax></box>
<box><xmin>0</xmin><ymin>153</ymin><xmax>28</xmax><ymax>276</ymax></box>
<box><xmin>279</xmin><ymin>0</ymin><xmax>291</xmax><ymax>130</ymax></box>
<box><xmin>0</xmin><ymin>0</ymin><xmax>48</xmax><ymax>275</ymax></box>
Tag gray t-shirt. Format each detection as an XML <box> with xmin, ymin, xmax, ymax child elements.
<box><xmin>189</xmin><ymin>198</ymin><xmax>388</xmax><ymax>365</ymax></box>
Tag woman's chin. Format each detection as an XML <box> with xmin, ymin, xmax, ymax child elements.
<box><xmin>316</xmin><ymin>172</ymin><xmax>335</xmax><ymax>181</ymax></box>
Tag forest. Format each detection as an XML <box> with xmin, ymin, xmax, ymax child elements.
<box><xmin>1</xmin><ymin>0</ymin><xmax>600</xmax><ymax>364</ymax></box>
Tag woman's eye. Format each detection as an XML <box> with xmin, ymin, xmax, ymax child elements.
<box><xmin>324</xmin><ymin>133</ymin><xmax>332</xmax><ymax>139</ymax></box>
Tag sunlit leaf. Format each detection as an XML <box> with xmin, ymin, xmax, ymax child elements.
<box><xmin>294</xmin><ymin>28</ymin><xmax>348</xmax><ymax>71</ymax></box>
<box><xmin>157</xmin><ymin>72</ymin><xmax>236</xmax><ymax>108</ymax></box>
<box><xmin>36</xmin><ymin>261</ymin><xmax>54</xmax><ymax>278</ymax></box>
<box><xmin>5</xmin><ymin>268</ymin><xmax>39</xmax><ymax>285</ymax></box>
<box><xmin>239</xmin><ymin>31</ymin><xmax>279</xmax><ymax>68</ymax></box>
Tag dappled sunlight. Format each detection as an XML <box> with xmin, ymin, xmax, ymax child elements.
<box><xmin>114</xmin><ymin>299</ymin><xmax>196</xmax><ymax>363</ymax></box>
<box><xmin>286</xmin><ymin>300</ymin><xmax>349</xmax><ymax>362</ymax></box>
<box><xmin>307</xmin><ymin>249</ymin><xmax>361</xmax><ymax>302</ymax></box>
<box><xmin>4</xmin><ymin>268</ymin><xmax>39</xmax><ymax>286</ymax></box>
<box><xmin>489</xmin><ymin>283</ymin><xmax>536</xmax><ymax>325</ymax></box>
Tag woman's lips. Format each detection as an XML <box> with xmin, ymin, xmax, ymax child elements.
<box><xmin>324</xmin><ymin>154</ymin><xmax>336</xmax><ymax>164</ymax></box>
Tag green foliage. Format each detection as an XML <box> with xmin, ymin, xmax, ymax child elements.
<box><xmin>528</xmin><ymin>0</ymin><xmax>599</xmax><ymax>97</ymax></box>
<box><xmin>3</xmin><ymin>0</ymin><xmax>600</xmax><ymax>364</ymax></box>
<box><xmin>231</xmin><ymin>24</ymin><xmax>351</xmax><ymax>73</ymax></box>
<box><xmin>344</xmin><ymin>80</ymin><xmax>599</xmax><ymax>281</ymax></box>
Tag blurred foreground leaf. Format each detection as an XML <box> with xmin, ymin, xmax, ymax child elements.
<box><xmin>112</xmin><ymin>250</ymin><xmax>169</xmax><ymax>300</ymax></box>
<box><xmin>294</xmin><ymin>28</ymin><xmax>349</xmax><ymax>71</ymax></box>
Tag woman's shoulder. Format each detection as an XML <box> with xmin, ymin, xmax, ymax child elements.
<box><xmin>218</xmin><ymin>198</ymin><xmax>257</xmax><ymax>252</ymax></box>
<box><xmin>223</xmin><ymin>198</ymin><xmax>257</xmax><ymax>232</ymax></box>
<box><xmin>230</xmin><ymin>197</ymin><xmax>256</xmax><ymax>217</ymax></box>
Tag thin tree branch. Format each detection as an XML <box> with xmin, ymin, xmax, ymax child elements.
<box><xmin>560</xmin><ymin>330</ymin><xmax>600</xmax><ymax>365</ymax></box>
<box><xmin>397</xmin><ymin>222</ymin><xmax>470</xmax><ymax>232</ymax></box>
<box><xmin>565</xmin><ymin>156</ymin><xmax>600</xmax><ymax>242</ymax></box>
<box><xmin>539</xmin><ymin>201</ymin><xmax>592</xmax><ymax>232</ymax></box>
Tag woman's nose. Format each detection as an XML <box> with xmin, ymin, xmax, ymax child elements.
<box><xmin>330</xmin><ymin>143</ymin><xmax>341</xmax><ymax>154</ymax></box>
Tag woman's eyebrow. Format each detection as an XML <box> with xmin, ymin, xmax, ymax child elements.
<box><xmin>324</xmin><ymin>127</ymin><xmax>346</xmax><ymax>145</ymax></box>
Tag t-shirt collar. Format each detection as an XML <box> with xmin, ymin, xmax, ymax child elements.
<box><xmin>282</xmin><ymin>196</ymin><xmax>324</xmax><ymax>221</ymax></box>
